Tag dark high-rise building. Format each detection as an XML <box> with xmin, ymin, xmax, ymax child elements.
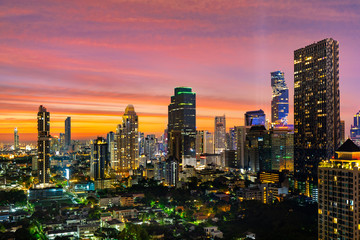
<box><xmin>144</xmin><ymin>134</ymin><xmax>156</xmax><ymax>160</ymax></box>
<box><xmin>116</xmin><ymin>105</ymin><xmax>139</xmax><ymax>175</ymax></box>
<box><xmin>235</xmin><ymin>126</ymin><xmax>248</xmax><ymax>169</ymax></box>
<box><xmin>270</xmin><ymin>127</ymin><xmax>294</xmax><ymax>172</ymax></box>
<box><xmin>214</xmin><ymin>115</ymin><xmax>226</xmax><ymax>153</ymax></box>
<box><xmin>339</xmin><ymin>120</ymin><xmax>345</xmax><ymax>145</ymax></box>
<box><xmin>14</xmin><ymin>127</ymin><xmax>19</xmax><ymax>150</ymax></box>
<box><xmin>350</xmin><ymin>111</ymin><xmax>360</xmax><ymax>140</ymax></box>
<box><xmin>294</xmin><ymin>38</ymin><xmax>340</xmax><ymax>182</ymax></box>
<box><xmin>245</xmin><ymin>110</ymin><xmax>266</xmax><ymax>127</ymax></box>
<box><xmin>271</xmin><ymin>71</ymin><xmax>289</xmax><ymax>125</ymax></box>
<box><xmin>90</xmin><ymin>137</ymin><xmax>109</xmax><ymax>180</ymax></box>
<box><xmin>37</xmin><ymin>105</ymin><xmax>51</xmax><ymax>184</ymax></box>
<box><xmin>244</xmin><ymin>126</ymin><xmax>271</xmax><ymax>171</ymax></box>
<box><xmin>65</xmin><ymin>117</ymin><xmax>71</xmax><ymax>149</ymax></box>
<box><xmin>168</xmin><ymin>87</ymin><xmax>196</xmax><ymax>165</ymax></box>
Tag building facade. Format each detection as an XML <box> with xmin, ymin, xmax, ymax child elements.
<box><xmin>14</xmin><ymin>127</ymin><xmax>19</xmax><ymax>150</ymax></box>
<box><xmin>294</xmin><ymin>38</ymin><xmax>340</xmax><ymax>182</ymax></box>
<box><xmin>214</xmin><ymin>115</ymin><xmax>226</xmax><ymax>153</ymax></box>
<box><xmin>350</xmin><ymin>111</ymin><xmax>360</xmax><ymax>141</ymax></box>
<box><xmin>270</xmin><ymin>127</ymin><xmax>294</xmax><ymax>172</ymax></box>
<box><xmin>144</xmin><ymin>134</ymin><xmax>156</xmax><ymax>160</ymax></box>
<box><xmin>168</xmin><ymin>87</ymin><xmax>196</xmax><ymax>165</ymax></box>
<box><xmin>37</xmin><ymin>105</ymin><xmax>51</xmax><ymax>184</ymax></box>
<box><xmin>65</xmin><ymin>117</ymin><xmax>71</xmax><ymax>149</ymax></box>
<box><xmin>245</xmin><ymin>110</ymin><xmax>266</xmax><ymax>127</ymax></box>
<box><xmin>116</xmin><ymin>105</ymin><xmax>139</xmax><ymax>175</ymax></box>
<box><xmin>271</xmin><ymin>71</ymin><xmax>289</xmax><ymax>125</ymax></box>
<box><xmin>90</xmin><ymin>137</ymin><xmax>109</xmax><ymax>180</ymax></box>
<box><xmin>244</xmin><ymin>126</ymin><xmax>271</xmax><ymax>172</ymax></box>
<box><xmin>318</xmin><ymin>139</ymin><xmax>360</xmax><ymax>240</ymax></box>
<box><xmin>340</xmin><ymin>120</ymin><xmax>345</xmax><ymax>145</ymax></box>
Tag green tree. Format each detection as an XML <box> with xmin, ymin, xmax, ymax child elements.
<box><xmin>118</xmin><ymin>223</ymin><xmax>149</xmax><ymax>240</ymax></box>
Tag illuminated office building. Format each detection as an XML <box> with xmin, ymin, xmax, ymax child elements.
<box><xmin>270</xmin><ymin>127</ymin><xmax>294</xmax><ymax>172</ymax></box>
<box><xmin>168</xmin><ymin>87</ymin><xmax>196</xmax><ymax>165</ymax></box>
<box><xmin>245</xmin><ymin>110</ymin><xmax>266</xmax><ymax>127</ymax></box>
<box><xmin>37</xmin><ymin>105</ymin><xmax>51</xmax><ymax>184</ymax></box>
<box><xmin>214</xmin><ymin>115</ymin><xmax>226</xmax><ymax>153</ymax></box>
<box><xmin>271</xmin><ymin>71</ymin><xmax>289</xmax><ymax>125</ymax></box>
<box><xmin>350</xmin><ymin>111</ymin><xmax>360</xmax><ymax>140</ymax></box>
<box><xmin>14</xmin><ymin>127</ymin><xmax>19</xmax><ymax>150</ymax></box>
<box><xmin>90</xmin><ymin>137</ymin><xmax>109</xmax><ymax>180</ymax></box>
<box><xmin>116</xmin><ymin>105</ymin><xmax>139</xmax><ymax>175</ymax></box>
<box><xmin>294</xmin><ymin>38</ymin><xmax>340</xmax><ymax>182</ymax></box>
<box><xmin>318</xmin><ymin>139</ymin><xmax>360</xmax><ymax>240</ymax></box>
<box><xmin>65</xmin><ymin>117</ymin><xmax>71</xmax><ymax>149</ymax></box>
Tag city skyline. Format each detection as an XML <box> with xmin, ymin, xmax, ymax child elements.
<box><xmin>1</xmin><ymin>1</ymin><xmax>360</xmax><ymax>142</ymax></box>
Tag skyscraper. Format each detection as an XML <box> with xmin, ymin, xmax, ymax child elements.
<box><xmin>318</xmin><ymin>139</ymin><xmax>360</xmax><ymax>239</ymax></box>
<box><xmin>90</xmin><ymin>137</ymin><xmax>109</xmax><ymax>180</ymax></box>
<box><xmin>245</xmin><ymin>110</ymin><xmax>266</xmax><ymax>127</ymax></box>
<box><xmin>244</xmin><ymin>126</ymin><xmax>271</xmax><ymax>171</ymax></box>
<box><xmin>214</xmin><ymin>115</ymin><xmax>226</xmax><ymax>153</ymax></box>
<box><xmin>37</xmin><ymin>105</ymin><xmax>51</xmax><ymax>184</ymax></box>
<box><xmin>196</xmin><ymin>130</ymin><xmax>214</xmax><ymax>159</ymax></box>
<box><xmin>116</xmin><ymin>104</ymin><xmax>139</xmax><ymax>176</ymax></box>
<box><xmin>65</xmin><ymin>117</ymin><xmax>71</xmax><ymax>149</ymax></box>
<box><xmin>107</xmin><ymin>131</ymin><xmax>118</xmax><ymax>170</ymax></box>
<box><xmin>144</xmin><ymin>134</ymin><xmax>156</xmax><ymax>160</ymax></box>
<box><xmin>235</xmin><ymin>126</ymin><xmax>247</xmax><ymax>169</ymax></box>
<box><xmin>168</xmin><ymin>87</ymin><xmax>196</xmax><ymax>165</ymax></box>
<box><xmin>271</xmin><ymin>71</ymin><xmax>289</xmax><ymax>125</ymax></box>
<box><xmin>226</xmin><ymin>128</ymin><xmax>236</xmax><ymax>150</ymax></box>
<box><xmin>340</xmin><ymin>120</ymin><xmax>345</xmax><ymax>145</ymax></box>
<box><xmin>270</xmin><ymin>127</ymin><xmax>294</xmax><ymax>172</ymax></box>
<box><xmin>350</xmin><ymin>111</ymin><xmax>360</xmax><ymax>140</ymax></box>
<box><xmin>14</xmin><ymin>128</ymin><xmax>19</xmax><ymax>150</ymax></box>
<box><xmin>294</xmin><ymin>38</ymin><xmax>340</xmax><ymax>183</ymax></box>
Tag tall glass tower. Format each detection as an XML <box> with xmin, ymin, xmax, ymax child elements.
<box><xmin>168</xmin><ymin>87</ymin><xmax>196</xmax><ymax>163</ymax></box>
<box><xmin>271</xmin><ymin>71</ymin><xmax>289</xmax><ymax>125</ymax></box>
<box><xmin>37</xmin><ymin>105</ymin><xmax>51</xmax><ymax>184</ymax></box>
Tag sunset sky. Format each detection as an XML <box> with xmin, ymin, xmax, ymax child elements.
<box><xmin>1</xmin><ymin>0</ymin><xmax>359</xmax><ymax>143</ymax></box>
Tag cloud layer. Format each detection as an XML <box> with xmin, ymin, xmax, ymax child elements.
<box><xmin>0</xmin><ymin>0</ymin><xmax>359</xmax><ymax>142</ymax></box>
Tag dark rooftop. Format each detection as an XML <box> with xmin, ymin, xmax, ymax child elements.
<box><xmin>336</xmin><ymin>139</ymin><xmax>360</xmax><ymax>152</ymax></box>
